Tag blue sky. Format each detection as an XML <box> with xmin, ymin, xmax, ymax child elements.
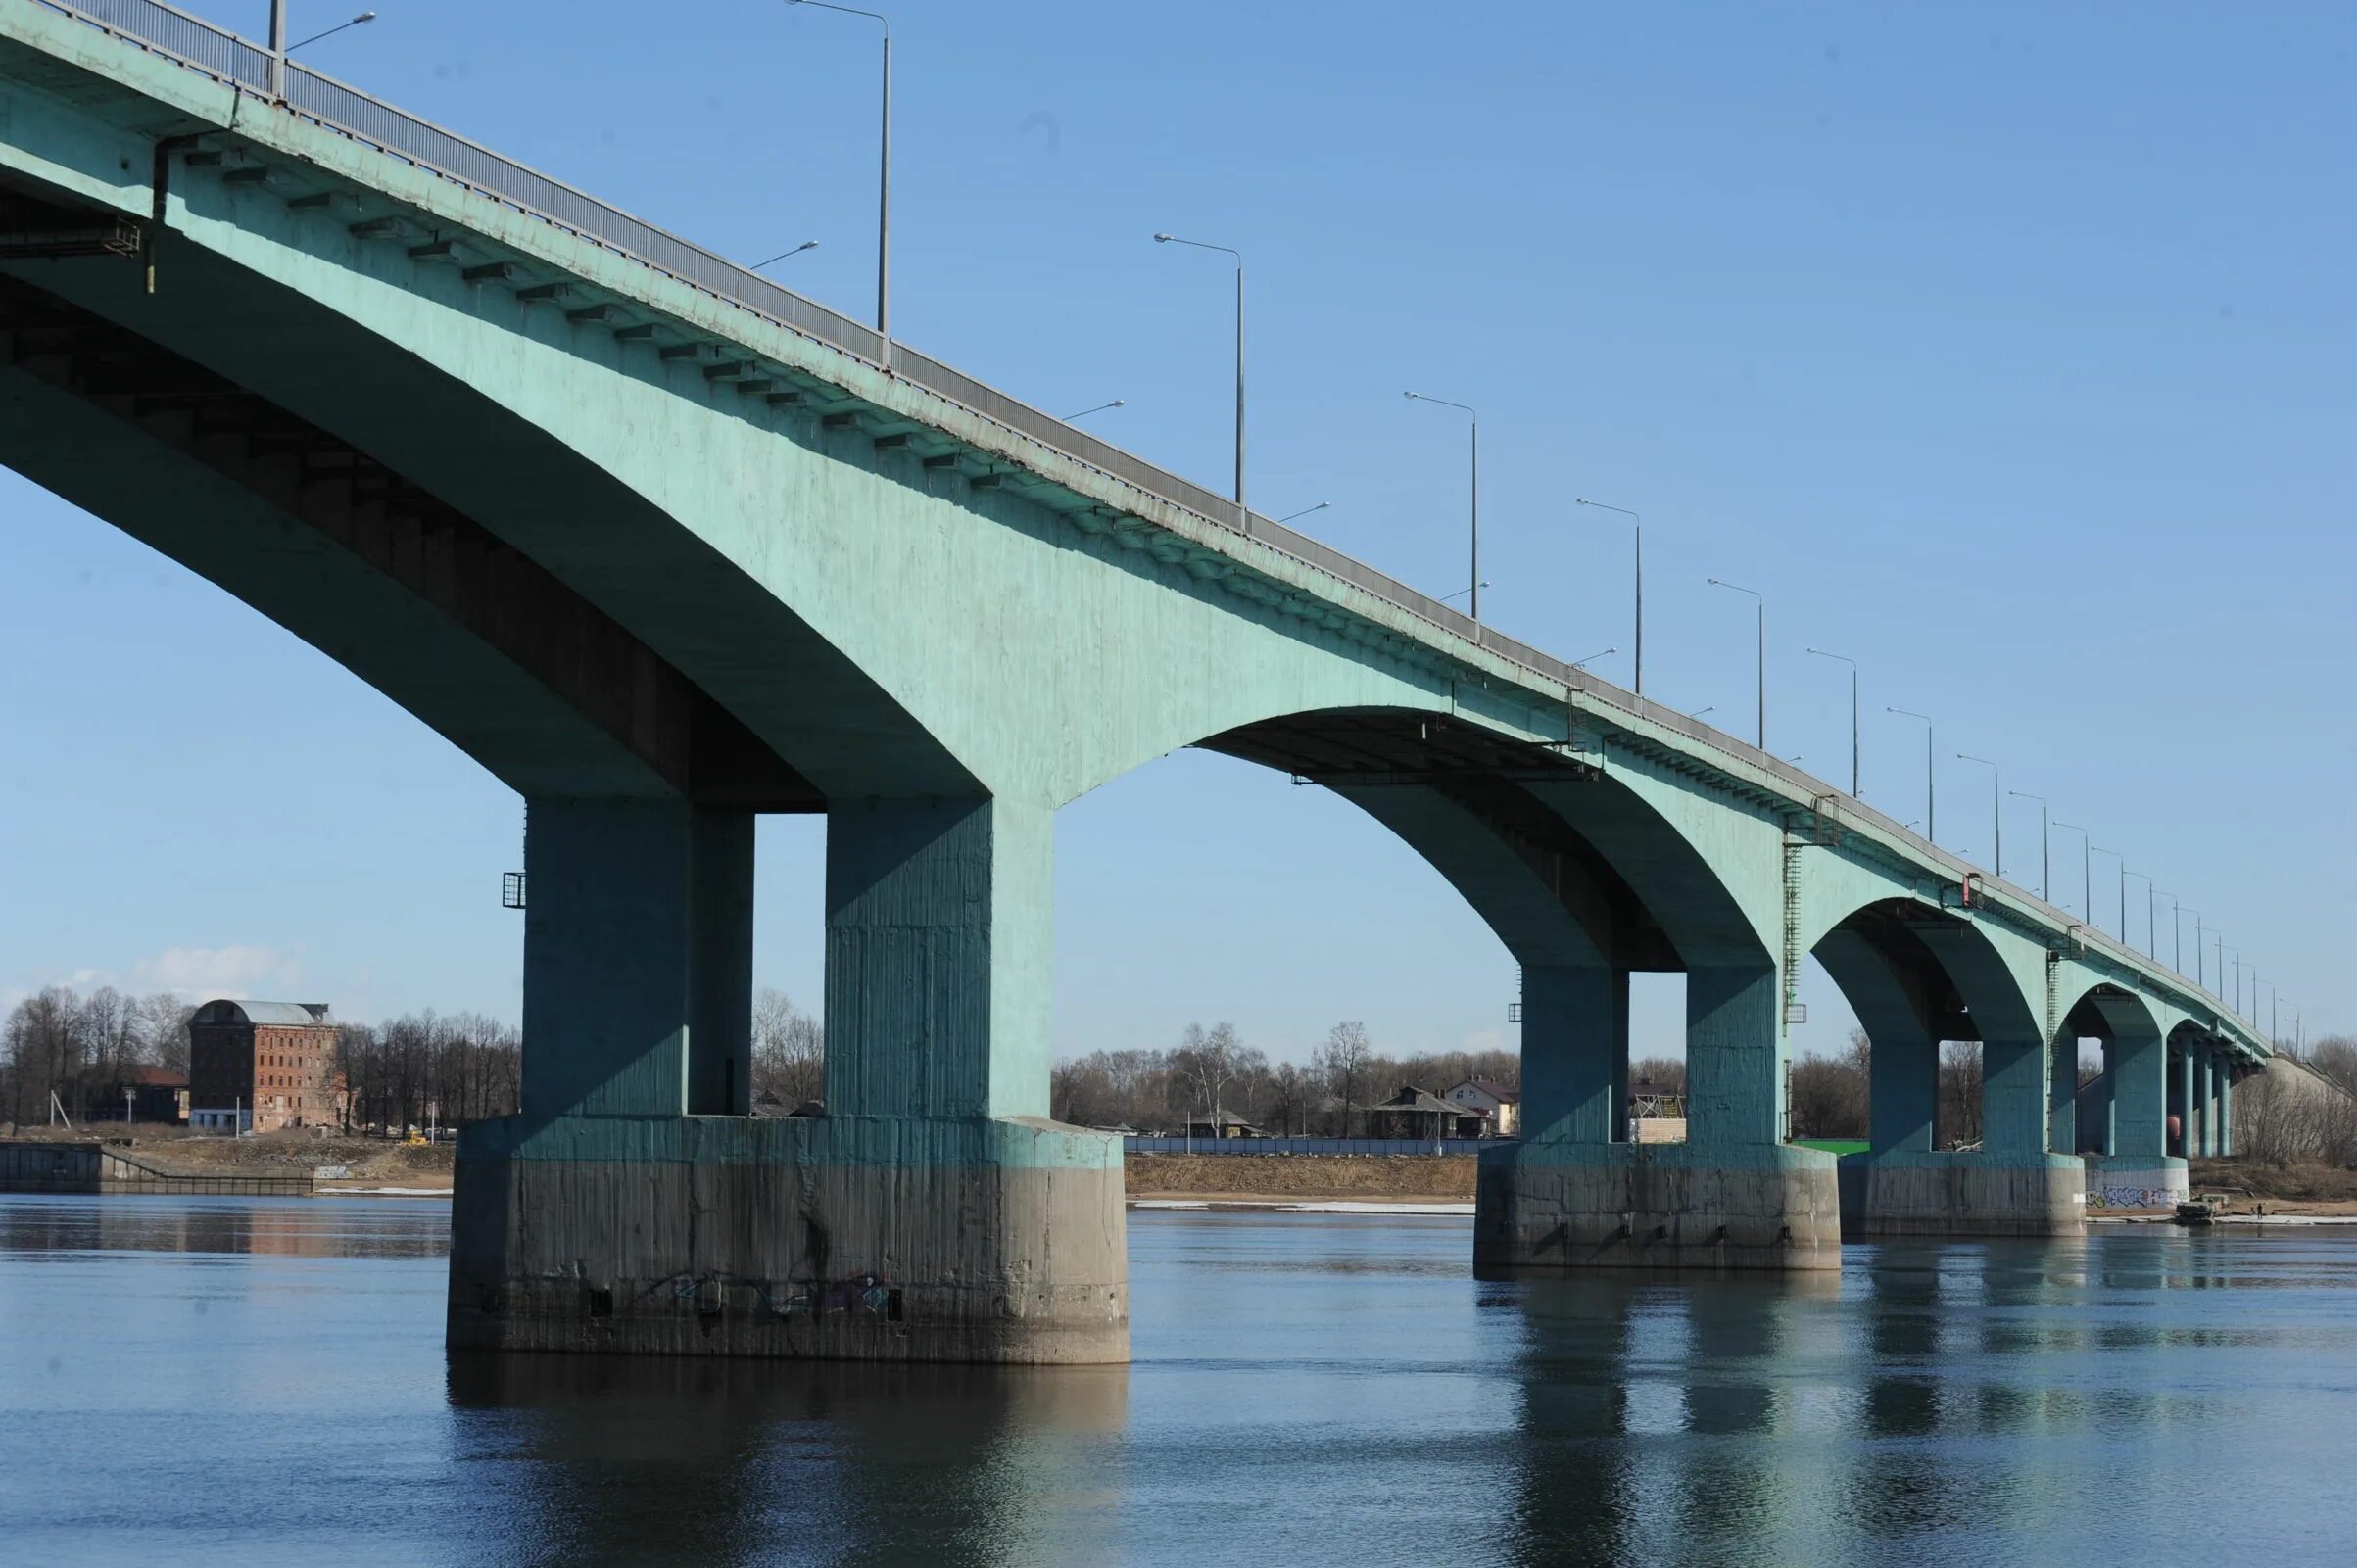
<box><xmin>3</xmin><ymin>0</ymin><xmax>2349</xmax><ymax>1062</ymax></box>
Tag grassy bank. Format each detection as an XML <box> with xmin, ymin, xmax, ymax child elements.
<box><xmin>1126</xmin><ymin>1153</ymin><xmax>1473</xmax><ymax>1203</ymax></box>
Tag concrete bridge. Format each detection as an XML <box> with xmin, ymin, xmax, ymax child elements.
<box><xmin>0</xmin><ymin>1</ymin><xmax>2271</xmax><ymax>1363</ymax></box>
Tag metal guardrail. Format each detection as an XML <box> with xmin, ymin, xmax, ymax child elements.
<box><xmin>1127</xmin><ymin>1136</ymin><xmax>1496</xmax><ymax>1158</ymax></box>
<box><xmin>24</xmin><ymin>0</ymin><xmax>2271</xmax><ymax>1054</ymax></box>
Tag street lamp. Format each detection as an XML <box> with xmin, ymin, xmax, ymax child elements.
<box><xmin>1690</xmin><ymin>705</ymin><xmax>1715</xmax><ymax>719</ymax></box>
<box><xmin>1275</xmin><ymin>501</ymin><xmax>1329</xmax><ymax>525</ymax></box>
<box><xmin>2177</xmin><ymin>906</ymin><xmax>2199</xmax><ymax>983</ymax></box>
<box><xmin>788</xmin><ymin>2</ymin><xmax>892</xmax><ymax>358</ymax></box>
<box><xmin>1888</xmin><ymin>708</ymin><xmax>1934</xmax><ymax>843</ymax></box>
<box><xmin>1804</xmin><ymin>648</ymin><xmax>1859</xmax><ymax>798</ymax></box>
<box><xmin>2090</xmin><ymin>846</ymin><xmax>2124</xmax><ymax>942</ymax></box>
<box><xmin>752</xmin><ymin>240</ymin><xmax>820</xmax><ymax>268</ymax></box>
<box><xmin>1405</xmin><ymin>393</ymin><xmax>1479</xmax><ymax>619</ymax></box>
<box><xmin>1438</xmin><ymin>581</ymin><xmax>1490</xmax><ymax>606</ymax></box>
<box><xmin>1571</xmin><ymin>646</ymin><xmax>1617</xmax><ymax>670</ymax></box>
<box><xmin>1576</xmin><ymin>499</ymin><xmax>1643</xmax><ymax>694</ymax></box>
<box><xmin>1956</xmin><ymin>754</ymin><xmax>2000</xmax><ymax>878</ymax></box>
<box><xmin>288</xmin><ymin>10</ymin><xmax>376</xmax><ymax>53</ymax></box>
<box><xmin>2055</xmin><ymin>821</ymin><xmax>2092</xmax><ymax>922</ymax></box>
<box><xmin>1064</xmin><ymin>399</ymin><xmax>1125</xmax><ymax>421</ymax></box>
<box><xmin>2154</xmin><ymin>890</ymin><xmax>2177</xmax><ymax>970</ymax></box>
<box><xmin>2008</xmin><ymin>790</ymin><xmax>2049</xmax><ymax>901</ymax></box>
<box><xmin>1706</xmin><ymin>578</ymin><xmax>1764</xmax><ymax>748</ymax></box>
<box><xmin>2121</xmin><ymin>872</ymin><xmax>2151</xmax><ymax>958</ymax></box>
<box><xmin>1156</xmin><ymin>233</ymin><xmax>1247</xmax><ymax>507</ymax></box>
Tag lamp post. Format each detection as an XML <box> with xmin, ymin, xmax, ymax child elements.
<box><xmin>2055</xmin><ymin>821</ymin><xmax>2093</xmax><ymax>923</ymax></box>
<box><xmin>1406</xmin><ymin>393</ymin><xmax>1479</xmax><ymax>618</ymax></box>
<box><xmin>788</xmin><ymin>2</ymin><xmax>892</xmax><ymax>359</ymax></box>
<box><xmin>288</xmin><ymin>10</ymin><xmax>376</xmax><ymax>53</ymax></box>
<box><xmin>1888</xmin><ymin>708</ymin><xmax>1934</xmax><ymax>843</ymax></box>
<box><xmin>2177</xmin><ymin>906</ymin><xmax>2198</xmax><ymax>983</ymax></box>
<box><xmin>2154</xmin><ymin>890</ymin><xmax>2176</xmax><ymax>970</ymax></box>
<box><xmin>752</xmin><ymin>240</ymin><xmax>820</xmax><ymax>268</ymax></box>
<box><xmin>2124</xmin><ymin>875</ymin><xmax>2153</xmax><ymax>958</ymax></box>
<box><xmin>1706</xmin><ymin>578</ymin><xmax>1764</xmax><ymax>748</ymax></box>
<box><xmin>1576</xmin><ymin>499</ymin><xmax>1643</xmax><ymax>694</ymax></box>
<box><xmin>1806</xmin><ymin>648</ymin><xmax>1858</xmax><ymax>798</ymax></box>
<box><xmin>2225</xmin><ymin>947</ymin><xmax>2241</xmax><ymax>1017</ymax></box>
<box><xmin>2007</xmin><ymin>790</ymin><xmax>2049</xmax><ymax>901</ymax></box>
<box><xmin>1275</xmin><ymin>501</ymin><xmax>1329</xmax><ymax>525</ymax></box>
<box><xmin>1439</xmin><ymin>582</ymin><xmax>1490</xmax><ymax>606</ymax></box>
<box><xmin>1158</xmin><ymin>234</ymin><xmax>1247</xmax><ymax>507</ymax></box>
<box><xmin>1956</xmin><ymin>754</ymin><xmax>2001</xmax><ymax>878</ymax></box>
<box><xmin>2090</xmin><ymin>846</ymin><xmax>2125</xmax><ymax>942</ymax></box>
<box><xmin>1571</xmin><ymin>646</ymin><xmax>1617</xmax><ymax>670</ymax></box>
<box><xmin>1064</xmin><ymin>399</ymin><xmax>1125</xmax><ymax>421</ymax></box>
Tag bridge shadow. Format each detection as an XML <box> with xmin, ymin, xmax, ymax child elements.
<box><xmin>443</xmin><ymin>1353</ymin><xmax>1128</xmax><ymax>1566</ymax></box>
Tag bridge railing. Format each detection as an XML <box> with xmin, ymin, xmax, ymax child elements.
<box><xmin>26</xmin><ymin>0</ymin><xmax>2270</xmax><ymax>1055</ymax></box>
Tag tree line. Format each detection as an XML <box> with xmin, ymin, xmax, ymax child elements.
<box><xmin>2</xmin><ymin>982</ymin><xmax>830</xmax><ymax>1136</ymax></box>
<box><xmin>1049</xmin><ymin>1021</ymin><xmax>1520</xmax><ymax>1135</ymax></box>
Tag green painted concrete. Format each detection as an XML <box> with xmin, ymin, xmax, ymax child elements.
<box><xmin>0</xmin><ymin>11</ymin><xmax>2288</xmax><ymax>1343</ymax></box>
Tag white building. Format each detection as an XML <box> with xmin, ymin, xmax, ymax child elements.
<box><xmin>1444</xmin><ymin>1078</ymin><xmax>1520</xmax><ymax>1138</ymax></box>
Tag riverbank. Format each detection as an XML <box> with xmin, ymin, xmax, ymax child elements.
<box><xmin>0</xmin><ymin>1125</ymin><xmax>454</xmax><ymax>1192</ymax></box>
<box><xmin>1125</xmin><ymin>1153</ymin><xmax>1473</xmax><ymax>1204</ymax></box>
<box><xmin>11</xmin><ymin>1132</ymin><xmax>2353</xmax><ymax>1215</ymax></box>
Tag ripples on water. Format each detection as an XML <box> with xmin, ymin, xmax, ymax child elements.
<box><xmin>4</xmin><ymin>1196</ymin><xmax>2356</xmax><ymax>1567</ymax></box>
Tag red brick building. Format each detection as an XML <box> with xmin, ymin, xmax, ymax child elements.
<box><xmin>187</xmin><ymin>1000</ymin><xmax>342</xmax><ymax>1133</ymax></box>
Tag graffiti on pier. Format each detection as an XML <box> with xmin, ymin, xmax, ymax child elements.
<box><xmin>782</xmin><ymin>1272</ymin><xmax>893</xmax><ymax>1317</ymax></box>
<box><xmin>2089</xmin><ymin>1186</ymin><xmax>2177</xmax><ymax>1210</ymax></box>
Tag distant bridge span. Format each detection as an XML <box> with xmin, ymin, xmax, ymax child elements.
<box><xmin>0</xmin><ymin>0</ymin><xmax>2268</xmax><ymax>1362</ymax></box>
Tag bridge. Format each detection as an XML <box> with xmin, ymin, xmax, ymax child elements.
<box><xmin>0</xmin><ymin>1</ymin><xmax>2272</xmax><ymax>1363</ymax></box>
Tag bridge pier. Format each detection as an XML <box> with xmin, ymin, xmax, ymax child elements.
<box><xmin>1477</xmin><ymin>966</ymin><xmax>1841</xmax><ymax>1271</ymax></box>
<box><xmin>2083</xmin><ymin>1020</ymin><xmax>2188</xmax><ymax>1209</ymax></box>
<box><xmin>1836</xmin><ymin>1023</ymin><xmax>2083</xmax><ymax>1239</ymax></box>
<box><xmin>449</xmin><ymin>795</ymin><xmax>1128</xmax><ymax>1363</ymax></box>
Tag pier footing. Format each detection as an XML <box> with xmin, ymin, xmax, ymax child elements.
<box><xmin>447</xmin><ymin>1114</ymin><xmax>1128</xmax><ymax>1364</ymax></box>
<box><xmin>1836</xmin><ymin>1151</ymin><xmax>2086</xmax><ymax>1238</ymax></box>
<box><xmin>2082</xmin><ymin>1155</ymin><xmax>2190</xmax><ymax>1212</ymax></box>
<box><xmin>1473</xmin><ymin>1136</ymin><xmax>1841</xmax><ymax>1271</ymax></box>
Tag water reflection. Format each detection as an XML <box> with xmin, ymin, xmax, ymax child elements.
<box><xmin>0</xmin><ymin>1193</ymin><xmax>447</xmax><ymax>1259</ymax></box>
<box><xmin>445</xmin><ymin>1354</ymin><xmax>1129</xmax><ymax>1568</ymax></box>
<box><xmin>8</xmin><ymin>1197</ymin><xmax>2357</xmax><ymax>1566</ymax></box>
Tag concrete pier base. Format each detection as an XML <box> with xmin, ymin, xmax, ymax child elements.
<box><xmin>1836</xmin><ymin>1150</ymin><xmax>2086</xmax><ymax>1238</ymax></box>
<box><xmin>2082</xmin><ymin>1155</ymin><xmax>2189</xmax><ymax>1211</ymax></box>
<box><xmin>447</xmin><ymin>1114</ymin><xmax>1128</xmax><ymax>1364</ymax></box>
<box><xmin>1473</xmin><ymin>1136</ymin><xmax>1841</xmax><ymax>1271</ymax></box>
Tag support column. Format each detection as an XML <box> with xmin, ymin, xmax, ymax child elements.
<box><xmin>823</xmin><ymin>796</ymin><xmax>1049</xmax><ymax>1119</ymax></box>
<box><xmin>517</xmin><ymin>798</ymin><xmax>751</xmax><ymax>1118</ymax></box>
<box><xmin>2047</xmin><ymin>1032</ymin><xmax>2078</xmax><ymax>1157</ymax></box>
<box><xmin>452</xmin><ymin>794</ymin><xmax>1126</xmax><ymax>1364</ymax></box>
<box><xmin>2220</xmin><ymin>1064</ymin><xmax>2236</xmax><ymax>1158</ymax></box>
<box><xmin>2200</xmin><ymin>1051</ymin><xmax>2223</xmax><ymax>1158</ymax></box>
<box><xmin>1518</xmin><ymin>966</ymin><xmax>1626</xmax><ymax>1144</ymax></box>
<box><xmin>2179</xmin><ymin>1044</ymin><xmax>2197</xmax><ymax>1160</ymax></box>
<box><xmin>1982</xmin><ymin>1032</ymin><xmax>2048</xmax><ymax>1158</ymax></box>
<box><xmin>1868</xmin><ymin>1023</ymin><xmax>1936</xmax><ymax>1156</ymax></box>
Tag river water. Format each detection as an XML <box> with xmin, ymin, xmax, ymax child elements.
<box><xmin>4</xmin><ymin>1195</ymin><xmax>2355</xmax><ymax>1566</ymax></box>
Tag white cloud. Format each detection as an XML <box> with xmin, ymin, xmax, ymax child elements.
<box><xmin>131</xmin><ymin>945</ymin><xmax>305</xmax><ymax>999</ymax></box>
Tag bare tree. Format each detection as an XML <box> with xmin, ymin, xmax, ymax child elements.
<box><xmin>750</xmin><ymin>987</ymin><xmax>824</xmax><ymax>1109</ymax></box>
<box><xmin>1315</xmin><ymin>1021</ymin><xmax>1372</xmax><ymax>1136</ymax></box>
